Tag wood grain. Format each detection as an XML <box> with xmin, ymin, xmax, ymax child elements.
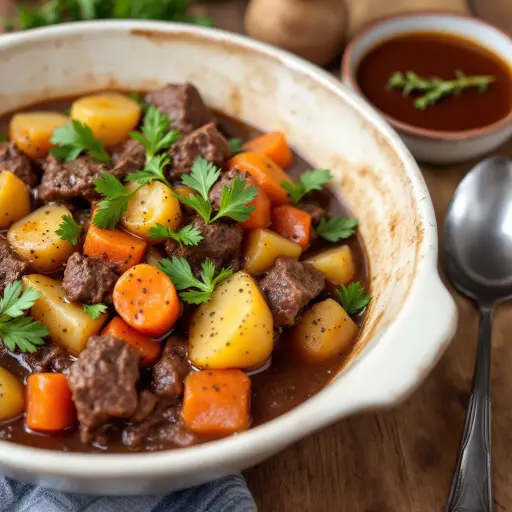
<box><xmin>1</xmin><ymin>0</ymin><xmax>511</xmax><ymax>510</ymax></box>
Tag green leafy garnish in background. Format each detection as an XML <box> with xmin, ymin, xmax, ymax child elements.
<box><xmin>4</xmin><ymin>0</ymin><xmax>213</xmax><ymax>31</ymax></box>
<box><xmin>228</xmin><ymin>138</ymin><xmax>244</xmax><ymax>155</ymax></box>
<box><xmin>388</xmin><ymin>70</ymin><xmax>495</xmax><ymax>110</ymax></box>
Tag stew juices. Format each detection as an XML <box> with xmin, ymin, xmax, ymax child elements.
<box><xmin>0</xmin><ymin>85</ymin><xmax>369</xmax><ymax>452</ymax></box>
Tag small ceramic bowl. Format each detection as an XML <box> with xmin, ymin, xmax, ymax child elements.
<box><xmin>342</xmin><ymin>12</ymin><xmax>512</xmax><ymax>165</ymax></box>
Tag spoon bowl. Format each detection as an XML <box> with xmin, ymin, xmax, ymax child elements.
<box><xmin>444</xmin><ymin>156</ymin><xmax>512</xmax><ymax>304</ymax></box>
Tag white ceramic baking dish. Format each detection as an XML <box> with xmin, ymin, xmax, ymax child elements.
<box><xmin>0</xmin><ymin>20</ymin><xmax>457</xmax><ymax>495</ymax></box>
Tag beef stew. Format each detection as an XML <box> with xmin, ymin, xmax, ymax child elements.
<box><xmin>0</xmin><ymin>85</ymin><xmax>369</xmax><ymax>452</ymax></box>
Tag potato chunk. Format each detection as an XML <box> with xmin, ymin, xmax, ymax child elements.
<box><xmin>0</xmin><ymin>171</ymin><xmax>31</xmax><ymax>229</ymax></box>
<box><xmin>304</xmin><ymin>245</ymin><xmax>355</xmax><ymax>285</ymax></box>
<box><xmin>9</xmin><ymin>111</ymin><xmax>69</xmax><ymax>159</ymax></box>
<box><xmin>121</xmin><ymin>181</ymin><xmax>182</xmax><ymax>240</ymax></box>
<box><xmin>71</xmin><ymin>92</ymin><xmax>141</xmax><ymax>146</ymax></box>
<box><xmin>189</xmin><ymin>271</ymin><xmax>273</xmax><ymax>369</ymax></box>
<box><xmin>293</xmin><ymin>298</ymin><xmax>359</xmax><ymax>363</ymax></box>
<box><xmin>243</xmin><ymin>228</ymin><xmax>302</xmax><ymax>274</ymax></box>
<box><xmin>23</xmin><ymin>274</ymin><xmax>107</xmax><ymax>356</ymax></box>
<box><xmin>7</xmin><ymin>204</ymin><xmax>75</xmax><ymax>272</ymax></box>
<box><xmin>0</xmin><ymin>367</ymin><xmax>25</xmax><ymax>421</ymax></box>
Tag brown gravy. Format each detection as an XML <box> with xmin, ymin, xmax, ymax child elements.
<box><xmin>356</xmin><ymin>32</ymin><xmax>512</xmax><ymax>132</ymax></box>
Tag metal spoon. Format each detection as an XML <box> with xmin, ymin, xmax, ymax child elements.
<box><xmin>444</xmin><ymin>156</ymin><xmax>512</xmax><ymax>512</ymax></box>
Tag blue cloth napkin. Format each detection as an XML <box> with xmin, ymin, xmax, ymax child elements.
<box><xmin>0</xmin><ymin>474</ymin><xmax>256</xmax><ymax>512</ymax></box>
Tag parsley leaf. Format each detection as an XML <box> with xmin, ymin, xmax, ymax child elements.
<box><xmin>0</xmin><ymin>133</ymin><xmax>8</xmax><ymax>142</ymax></box>
<box><xmin>148</xmin><ymin>223</ymin><xmax>203</xmax><ymax>247</ymax></box>
<box><xmin>281</xmin><ymin>169</ymin><xmax>332</xmax><ymax>204</ymax></box>
<box><xmin>228</xmin><ymin>138</ymin><xmax>244</xmax><ymax>155</ymax></box>
<box><xmin>50</xmin><ymin>120</ymin><xmax>110</xmax><ymax>163</ymax></box>
<box><xmin>125</xmin><ymin>153</ymin><xmax>171</xmax><ymax>187</ymax></box>
<box><xmin>211</xmin><ymin>176</ymin><xmax>256</xmax><ymax>223</ymax></box>
<box><xmin>336</xmin><ymin>282</ymin><xmax>372</xmax><ymax>315</ymax></box>
<box><xmin>174</xmin><ymin>158</ymin><xmax>257</xmax><ymax>224</ymax></box>
<box><xmin>83</xmin><ymin>303</ymin><xmax>107</xmax><ymax>320</ymax></box>
<box><xmin>316</xmin><ymin>217</ymin><xmax>358</xmax><ymax>242</ymax></box>
<box><xmin>93</xmin><ymin>172</ymin><xmax>139</xmax><ymax>229</ymax></box>
<box><xmin>56</xmin><ymin>215</ymin><xmax>82</xmax><ymax>245</ymax></box>
<box><xmin>0</xmin><ymin>281</ymin><xmax>48</xmax><ymax>353</ymax></box>
<box><xmin>130</xmin><ymin>106</ymin><xmax>181</xmax><ymax>160</ymax></box>
<box><xmin>159</xmin><ymin>257</ymin><xmax>233</xmax><ymax>305</ymax></box>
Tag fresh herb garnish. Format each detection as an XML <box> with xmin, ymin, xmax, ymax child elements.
<box><xmin>128</xmin><ymin>92</ymin><xmax>149</xmax><ymax>113</ymax></box>
<box><xmin>336</xmin><ymin>282</ymin><xmax>372</xmax><ymax>315</ymax></box>
<box><xmin>0</xmin><ymin>134</ymin><xmax>8</xmax><ymax>142</ymax></box>
<box><xmin>56</xmin><ymin>215</ymin><xmax>82</xmax><ymax>245</ymax></box>
<box><xmin>228</xmin><ymin>138</ymin><xmax>244</xmax><ymax>155</ymax></box>
<box><xmin>130</xmin><ymin>106</ymin><xmax>181</xmax><ymax>161</ymax></box>
<box><xmin>4</xmin><ymin>0</ymin><xmax>213</xmax><ymax>31</ymax></box>
<box><xmin>174</xmin><ymin>158</ymin><xmax>257</xmax><ymax>224</ymax></box>
<box><xmin>125</xmin><ymin>153</ymin><xmax>171</xmax><ymax>187</ymax></box>
<box><xmin>83</xmin><ymin>303</ymin><xmax>107</xmax><ymax>320</ymax></box>
<box><xmin>159</xmin><ymin>257</ymin><xmax>233</xmax><ymax>305</ymax></box>
<box><xmin>93</xmin><ymin>172</ymin><xmax>140</xmax><ymax>230</ymax></box>
<box><xmin>50</xmin><ymin>120</ymin><xmax>110</xmax><ymax>163</ymax></box>
<box><xmin>281</xmin><ymin>169</ymin><xmax>332</xmax><ymax>204</ymax></box>
<box><xmin>0</xmin><ymin>281</ymin><xmax>48</xmax><ymax>353</ymax></box>
<box><xmin>388</xmin><ymin>70</ymin><xmax>495</xmax><ymax>110</ymax></box>
<box><xmin>316</xmin><ymin>217</ymin><xmax>358</xmax><ymax>242</ymax></box>
<box><xmin>148</xmin><ymin>223</ymin><xmax>203</xmax><ymax>247</ymax></box>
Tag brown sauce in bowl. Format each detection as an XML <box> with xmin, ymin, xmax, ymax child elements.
<box><xmin>356</xmin><ymin>33</ymin><xmax>512</xmax><ymax>132</ymax></box>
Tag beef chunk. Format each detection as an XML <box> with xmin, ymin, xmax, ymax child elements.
<box><xmin>299</xmin><ymin>203</ymin><xmax>326</xmax><ymax>225</ymax></box>
<box><xmin>63</xmin><ymin>252</ymin><xmax>117</xmax><ymax>304</ymax></box>
<box><xmin>165</xmin><ymin>215</ymin><xmax>243</xmax><ymax>274</ymax></box>
<box><xmin>145</xmin><ymin>83</ymin><xmax>213</xmax><ymax>135</ymax></box>
<box><xmin>152</xmin><ymin>338</ymin><xmax>190</xmax><ymax>399</ymax></box>
<box><xmin>209</xmin><ymin>169</ymin><xmax>250</xmax><ymax>211</ymax></box>
<box><xmin>0</xmin><ymin>142</ymin><xmax>37</xmax><ymax>186</ymax></box>
<box><xmin>68</xmin><ymin>335</ymin><xmax>139</xmax><ymax>443</ymax></box>
<box><xmin>122</xmin><ymin>399</ymin><xmax>198</xmax><ymax>449</ymax></box>
<box><xmin>260</xmin><ymin>257</ymin><xmax>325</xmax><ymax>328</ymax></box>
<box><xmin>169</xmin><ymin>123</ymin><xmax>229</xmax><ymax>180</ymax></box>
<box><xmin>111</xmin><ymin>139</ymin><xmax>146</xmax><ymax>176</ymax></box>
<box><xmin>0</xmin><ymin>238</ymin><xmax>28</xmax><ymax>295</ymax></box>
<box><xmin>38</xmin><ymin>155</ymin><xmax>110</xmax><ymax>203</ymax></box>
<box><xmin>23</xmin><ymin>343</ymin><xmax>71</xmax><ymax>373</ymax></box>
<box><xmin>130</xmin><ymin>389</ymin><xmax>158</xmax><ymax>424</ymax></box>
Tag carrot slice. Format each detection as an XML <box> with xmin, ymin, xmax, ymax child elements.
<box><xmin>226</xmin><ymin>152</ymin><xmax>292</xmax><ymax>205</ymax></box>
<box><xmin>182</xmin><ymin>369</ymin><xmax>251</xmax><ymax>436</ymax></box>
<box><xmin>84</xmin><ymin>224</ymin><xmax>147</xmax><ymax>274</ymax></box>
<box><xmin>243</xmin><ymin>132</ymin><xmax>293</xmax><ymax>168</ymax></box>
<box><xmin>26</xmin><ymin>373</ymin><xmax>75</xmax><ymax>432</ymax></box>
<box><xmin>102</xmin><ymin>316</ymin><xmax>162</xmax><ymax>368</ymax></box>
<box><xmin>113</xmin><ymin>263</ymin><xmax>180</xmax><ymax>337</ymax></box>
<box><xmin>271</xmin><ymin>205</ymin><xmax>312</xmax><ymax>249</ymax></box>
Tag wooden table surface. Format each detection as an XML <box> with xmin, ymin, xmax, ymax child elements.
<box><xmin>1</xmin><ymin>0</ymin><xmax>512</xmax><ymax>510</ymax></box>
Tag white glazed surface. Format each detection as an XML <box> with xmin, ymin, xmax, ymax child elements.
<box><xmin>342</xmin><ymin>13</ymin><xmax>512</xmax><ymax>164</ymax></box>
<box><xmin>0</xmin><ymin>21</ymin><xmax>457</xmax><ymax>495</ymax></box>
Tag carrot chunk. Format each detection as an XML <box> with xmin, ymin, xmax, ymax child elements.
<box><xmin>226</xmin><ymin>152</ymin><xmax>292</xmax><ymax>205</ymax></box>
<box><xmin>182</xmin><ymin>369</ymin><xmax>251</xmax><ymax>436</ymax></box>
<box><xmin>26</xmin><ymin>373</ymin><xmax>75</xmax><ymax>432</ymax></box>
<box><xmin>240</xmin><ymin>177</ymin><xmax>271</xmax><ymax>230</ymax></box>
<box><xmin>243</xmin><ymin>131</ymin><xmax>293</xmax><ymax>168</ymax></box>
<box><xmin>113</xmin><ymin>263</ymin><xmax>180</xmax><ymax>337</ymax></box>
<box><xmin>83</xmin><ymin>224</ymin><xmax>147</xmax><ymax>274</ymax></box>
<box><xmin>271</xmin><ymin>205</ymin><xmax>312</xmax><ymax>249</ymax></box>
<box><xmin>102</xmin><ymin>316</ymin><xmax>162</xmax><ymax>368</ymax></box>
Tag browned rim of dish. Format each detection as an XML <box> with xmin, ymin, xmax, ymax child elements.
<box><xmin>342</xmin><ymin>11</ymin><xmax>512</xmax><ymax>141</ymax></box>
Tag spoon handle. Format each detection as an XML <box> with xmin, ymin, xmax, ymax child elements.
<box><xmin>446</xmin><ymin>306</ymin><xmax>493</xmax><ymax>512</ymax></box>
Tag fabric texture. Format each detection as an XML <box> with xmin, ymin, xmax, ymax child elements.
<box><xmin>0</xmin><ymin>474</ymin><xmax>257</xmax><ymax>512</ymax></box>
